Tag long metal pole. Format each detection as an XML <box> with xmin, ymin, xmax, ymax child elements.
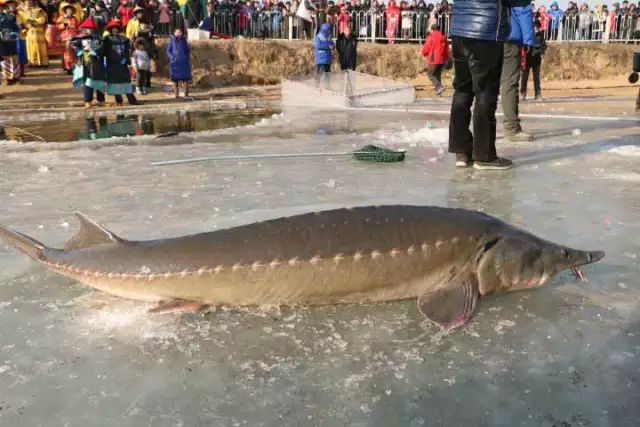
<box><xmin>152</xmin><ymin>152</ymin><xmax>351</xmax><ymax>166</ymax></box>
<box><xmin>151</xmin><ymin>149</ymin><xmax>405</xmax><ymax>166</ymax></box>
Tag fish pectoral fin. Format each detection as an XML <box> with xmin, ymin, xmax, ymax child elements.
<box><xmin>64</xmin><ymin>212</ymin><xmax>125</xmax><ymax>251</ymax></box>
<box><xmin>417</xmin><ymin>275</ymin><xmax>479</xmax><ymax>331</ymax></box>
<box><xmin>148</xmin><ymin>300</ymin><xmax>208</xmax><ymax>314</ymax></box>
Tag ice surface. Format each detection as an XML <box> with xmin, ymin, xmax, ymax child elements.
<box><xmin>0</xmin><ymin>98</ymin><xmax>639</xmax><ymax>426</ymax></box>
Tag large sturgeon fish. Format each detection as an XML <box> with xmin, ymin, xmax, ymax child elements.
<box><xmin>0</xmin><ymin>206</ymin><xmax>604</xmax><ymax>330</ymax></box>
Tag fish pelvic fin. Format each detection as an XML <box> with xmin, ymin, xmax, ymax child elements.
<box><xmin>0</xmin><ymin>224</ymin><xmax>46</xmax><ymax>261</ymax></box>
<box><xmin>417</xmin><ymin>273</ymin><xmax>479</xmax><ymax>332</ymax></box>
<box><xmin>64</xmin><ymin>212</ymin><xmax>125</xmax><ymax>251</ymax></box>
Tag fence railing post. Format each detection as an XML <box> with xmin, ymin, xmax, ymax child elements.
<box><xmin>288</xmin><ymin>15</ymin><xmax>293</xmax><ymax>40</ymax></box>
<box><xmin>371</xmin><ymin>12</ymin><xmax>376</xmax><ymax>43</ymax></box>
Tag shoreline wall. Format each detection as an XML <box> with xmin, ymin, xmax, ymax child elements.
<box><xmin>155</xmin><ymin>39</ymin><xmax>637</xmax><ymax>88</ymax></box>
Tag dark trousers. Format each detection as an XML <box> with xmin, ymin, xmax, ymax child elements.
<box><xmin>302</xmin><ymin>19</ymin><xmax>313</xmax><ymax>39</ymax></box>
<box><xmin>500</xmin><ymin>42</ymin><xmax>522</xmax><ymax>132</ymax></box>
<box><xmin>448</xmin><ymin>36</ymin><xmax>503</xmax><ymax>162</ymax></box>
<box><xmin>521</xmin><ymin>56</ymin><xmax>541</xmax><ymax>98</ymax></box>
<box><xmin>316</xmin><ymin>12</ymin><xmax>327</xmax><ymax>34</ymax></box>
<box><xmin>315</xmin><ymin>63</ymin><xmax>331</xmax><ymax>86</ymax></box>
<box><xmin>426</xmin><ymin>63</ymin><xmax>444</xmax><ymax>90</ymax></box>
<box><xmin>136</xmin><ymin>69</ymin><xmax>151</xmax><ymax>89</ymax></box>
<box><xmin>114</xmin><ymin>93</ymin><xmax>137</xmax><ymax>105</ymax></box>
<box><xmin>83</xmin><ymin>86</ymin><xmax>105</xmax><ymax>103</ymax></box>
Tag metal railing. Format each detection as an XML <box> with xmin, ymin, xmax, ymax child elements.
<box><xmin>162</xmin><ymin>9</ymin><xmax>640</xmax><ymax>44</ymax></box>
<box><xmin>541</xmin><ymin>12</ymin><xmax>640</xmax><ymax>43</ymax></box>
<box><xmin>166</xmin><ymin>10</ymin><xmax>451</xmax><ymax>42</ymax></box>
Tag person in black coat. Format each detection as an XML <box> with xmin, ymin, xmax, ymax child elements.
<box><xmin>336</xmin><ymin>25</ymin><xmax>357</xmax><ymax>71</ymax></box>
<box><xmin>520</xmin><ymin>20</ymin><xmax>547</xmax><ymax>101</ymax></box>
<box><xmin>71</xmin><ymin>17</ymin><xmax>108</xmax><ymax>108</ymax></box>
<box><xmin>103</xmin><ymin>18</ymin><xmax>138</xmax><ymax>106</ymax></box>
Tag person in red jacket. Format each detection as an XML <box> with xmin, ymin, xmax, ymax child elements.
<box><xmin>117</xmin><ymin>0</ymin><xmax>135</xmax><ymax>28</ymax></box>
<box><xmin>421</xmin><ymin>24</ymin><xmax>449</xmax><ymax>95</ymax></box>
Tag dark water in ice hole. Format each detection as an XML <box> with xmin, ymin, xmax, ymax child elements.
<box><xmin>1</xmin><ymin>110</ymin><xmax>274</xmax><ymax>143</ymax></box>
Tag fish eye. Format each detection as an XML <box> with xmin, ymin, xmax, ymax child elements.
<box><xmin>562</xmin><ymin>249</ymin><xmax>569</xmax><ymax>258</ymax></box>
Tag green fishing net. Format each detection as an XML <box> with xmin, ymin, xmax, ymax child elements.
<box><xmin>352</xmin><ymin>145</ymin><xmax>406</xmax><ymax>163</ymax></box>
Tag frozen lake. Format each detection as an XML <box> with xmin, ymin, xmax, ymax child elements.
<box><xmin>0</xmin><ymin>98</ymin><xmax>639</xmax><ymax>426</ymax></box>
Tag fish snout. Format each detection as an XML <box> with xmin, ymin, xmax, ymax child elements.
<box><xmin>586</xmin><ymin>250</ymin><xmax>606</xmax><ymax>264</ymax></box>
<box><xmin>565</xmin><ymin>248</ymin><xmax>605</xmax><ymax>267</ymax></box>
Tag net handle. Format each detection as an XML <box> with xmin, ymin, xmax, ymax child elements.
<box><xmin>151</xmin><ymin>147</ymin><xmax>406</xmax><ymax>166</ymax></box>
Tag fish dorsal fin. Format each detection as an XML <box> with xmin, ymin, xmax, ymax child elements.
<box><xmin>64</xmin><ymin>212</ymin><xmax>124</xmax><ymax>251</ymax></box>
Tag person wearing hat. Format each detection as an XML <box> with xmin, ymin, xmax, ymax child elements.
<box><xmin>72</xmin><ymin>16</ymin><xmax>108</xmax><ymax>108</ymax></box>
<box><xmin>125</xmin><ymin>5</ymin><xmax>143</xmax><ymax>40</ymax></box>
<box><xmin>17</xmin><ymin>0</ymin><xmax>49</xmax><ymax>67</ymax></box>
<box><xmin>0</xmin><ymin>0</ymin><xmax>21</xmax><ymax>84</ymax></box>
<box><xmin>59</xmin><ymin>0</ymin><xmax>84</xmax><ymax>21</ymax></box>
<box><xmin>103</xmin><ymin>18</ymin><xmax>138</xmax><ymax>106</ymax></box>
<box><xmin>56</xmin><ymin>3</ymin><xmax>79</xmax><ymax>74</ymax></box>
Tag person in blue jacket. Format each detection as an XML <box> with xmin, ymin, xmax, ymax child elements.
<box><xmin>167</xmin><ymin>25</ymin><xmax>192</xmax><ymax>99</ymax></box>
<box><xmin>447</xmin><ymin>0</ymin><xmax>533</xmax><ymax>170</ymax></box>
<box><xmin>314</xmin><ymin>23</ymin><xmax>334</xmax><ymax>75</ymax></box>
<box><xmin>500</xmin><ymin>4</ymin><xmax>535</xmax><ymax>142</ymax></box>
<box><xmin>548</xmin><ymin>1</ymin><xmax>564</xmax><ymax>40</ymax></box>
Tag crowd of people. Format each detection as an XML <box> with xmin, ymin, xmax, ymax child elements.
<box><xmin>197</xmin><ymin>0</ymin><xmax>640</xmax><ymax>43</ymax></box>
<box><xmin>0</xmin><ymin>0</ymin><xmax>194</xmax><ymax>105</ymax></box>
<box><xmin>1</xmin><ymin>0</ymin><xmax>639</xmax><ymax>52</ymax></box>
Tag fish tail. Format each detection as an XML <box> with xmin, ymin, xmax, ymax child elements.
<box><xmin>0</xmin><ymin>224</ymin><xmax>46</xmax><ymax>261</ymax></box>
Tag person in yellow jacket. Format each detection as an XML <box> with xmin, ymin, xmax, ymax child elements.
<box><xmin>18</xmin><ymin>0</ymin><xmax>48</xmax><ymax>66</ymax></box>
<box><xmin>125</xmin><ymin>6</ymin><xmax>144</xmax><ymax>40</ymax></box>
<box><xmin>58</xmin><ymin>0</ymin><xmax>83</xmax><ymax>21</ymax></box>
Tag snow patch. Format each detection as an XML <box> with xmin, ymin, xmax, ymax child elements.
<box><xmin>603</xmin><ymin>172</ymin><xmax>640</xmax><ymax>182</ymax></box>
<box><xmin>607</xmin><ymin>145</ymin><xmax>640</xmax><ymax>157</ymax></box>
<box><xmin>69</xmin><ymin>296</ymin><xmax>180</xmax><ymax>341</ymax></box>
<box><xmin>379</xmin><ymin>125</ymin><xmax>449</xmax><ymax>147</ymax></box>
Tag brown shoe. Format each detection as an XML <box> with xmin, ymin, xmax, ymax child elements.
<box><xmin>505</xmin><ymin>130</ymin><xmax>534</xmax><ymax>142</ymax></box>
<box><xmin>84</xmin><ymin>102</ymin><xmax>92</xmax><ymax>109</ymax></box>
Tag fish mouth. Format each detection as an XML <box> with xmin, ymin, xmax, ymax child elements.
<box><xmin>569</xmin><ymin>250</ymin><xmax>605</xmax><ymax>283</ymax></box>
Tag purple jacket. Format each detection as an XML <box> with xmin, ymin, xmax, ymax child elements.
<box><xmin>167</xmin><ymin>35</ymin><xmax>192</xmax><ymax>82</ymax></box>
